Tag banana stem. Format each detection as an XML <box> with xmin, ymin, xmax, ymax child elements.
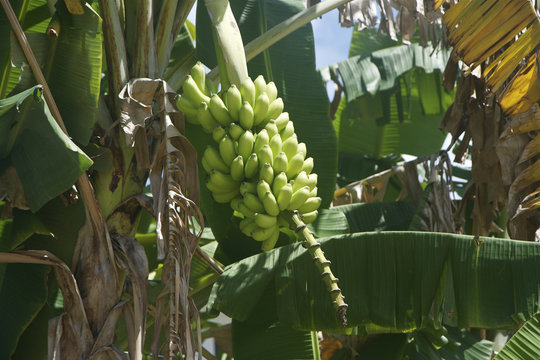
<box><xmin>291</xmin><ymin>211</ymin><xmax>348</xmax><ymax>327</ymax></box>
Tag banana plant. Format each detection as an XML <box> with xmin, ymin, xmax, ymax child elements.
<box><xmin>1</xmin><ymin>0</ymin><xmax>540</xmax><ymax>359</ymax></box>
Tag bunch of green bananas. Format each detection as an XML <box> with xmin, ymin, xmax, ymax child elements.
<box><xmin>178</xmin><ymin>62</ymin><xmax>321</xmax><ymax>251</ymax></box>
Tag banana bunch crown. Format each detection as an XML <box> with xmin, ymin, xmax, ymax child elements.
<box><xmin>178</xmin><ymin>63</ymin><xmax>321</xmax><ymax>251</ymax></box>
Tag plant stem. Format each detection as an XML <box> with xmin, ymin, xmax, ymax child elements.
<box><xmin>155</xmin><ymin>0</ymin><xmax>178</xmax><ymax>76</ymax></box>
<box><xmin>212</xmin><ymin>27</ymin><xmax>230</xmax><ymax>90</ymax></box>
<box><xmin>205</xmin><ymin>0</ymin><xmax>248</xmax><ymax>85</ymax></box>
<box><xmin>291</xmin><ymin>211</ymin><xmax>348</xmax><ymax>327</ymax></box>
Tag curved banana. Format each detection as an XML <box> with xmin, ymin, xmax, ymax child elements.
<box><xmin>301</xmin><ymin>210</ymin><xmax>318</xmax><ymax>224</ymax></box>
<box><xmin>203</xmin><ymin>146</ymin><xmax>230</xmax><ymax>173</ymax></box>
<box><xmin>280</xmin><ymin>121</ymin><xmax>295</xmax><ymax>140</ymax></box>
<box><xmin>266</xmin><ymin>98</ymin><xmax>284</xmax><ymax>122</ymax></box>
<box><xmin>197</xmin><ymin>102</ymin><xmax>219</xmax><ymax>133</ymax></box>
<box><xmin>177</xmin><ymin>95</ymin><xmax>199</xmax><ymax>119</ymax></box>
<box><xmin>212</xmin><ymin>126</ymin><xmax>226</xmax><ymax>143</ymax></box>
<box><xmin>225</xmin><ymin>84</ymin><xmax>242</xmax><ymax>120</ymax></box>
<box><xmin>301</xmin><ymin>157</ymin><xmax>314</xmax><ymax>174</ymax></box>
<box><xmin>261</xmin><ymin>191</ymin><xmax>280</xmax><ymax>216</ymax></box>
<box><xmin>253</xmin><ymin>129</ymin><xmax>269</xmax><ymax>153</ymax></box>
<box><xmin>244</xmin><ymin>153</ymin><xmax>259</xmax><ymax>178</ymax></box>
<box><xmin>272</xmin><ymin>172</ymin><xmax>288</xmax><ymax>198</ymax></box>
<box><xmin>288</xmin><ymin>186</ymin><xmax>310</xmax><ymax>210</ymax></box>
<box><xmin>275</xmin><ymin>112</ymin><xmax>289</xmax><ymax>131</ymax></box>
<box><xmin>266</xmin><ymin>81</ymin><xmax>278</xmax><ymax>103</ymax></box>
<box><xmin>243</xmin><ymin>192</ymin><xmax>265</xmax><ymax>213</ymax></box>
<box><xmin>252</xmin><ymin>225</ymin><xmax>277</xmax><ymax>242</ymax></box>
<box><xmin>254</xmin><ymin>213</ymin><xmax>278</xmax><ymax>228</ymax></box>
<box><xmin>298</xmin><ymin>196</ymin><xmax>321</xmax><ymax>213</ymax></box>
<box><xmin>230</xmin><ymin>155</ymin><xmax>244</xmax><ymax>181</ymax></box>
<box><xmin>265</xmin><ymin>121</ymin><xmax>279</xmax><ymax>138</ymax></box>
<box><xmin>286</xmin><ymin>152</ymin><xmax>305</xmax><ymax>179</ymax></box>
<box><xmin>240</xmin><ymin>77</ymin><xmax>256</xmax><ymax>106</ymax></box>
<box><xmin>273</xmin><ymin>152</ymin><xmax>288</xmax><ymax>173</ymax></box>
<box><xmin>254</xmin><ymin>75</ymin><xmax>267</xmax><ymax>99</ymax></box>
<box><xmin>257</xmin><ymin>180</ymin><xmax>272</xmax><ymax>200</ymax></box>
<box><xmin>257</xmin><ymin>145</ymin><xmax>273</xmax><ymax>167</ymax></box>
<box><xmin>219</xmin><ymin>135</ymin><xmax>236</xmax><ymax>166</ymax></box>
<box><xmin>240</xmin><ymin>181</ymin><xmax>257</xmax><ymax>196</ymax></box>
<box><xmin>209</xmin><ymin>94</ymin><xmax>233</xmax><ymax>126</ymax></box>
<box><xmin>190</xmin><ymin>62</ymin><xmax>207</xmax><ymax>93</ymax></box>
<box><xmin>229</xmin><ymin>123</ymin><xmax>244</xmax><ymax>140</ymax></box>
<box><xmin>237</xmin><ymin>130</ymin><xmax>254</xmax><ymax>159</ymax></box>
<box><xmin>261</xmin><ymin>226</ymin><xmax>280</xmax><ymax>251</ymax></box>
<box><xmin>208</xmin><ymin>170</ymin><xmax>239</xmax><ymax>191</ymax></box>
<box><xmin>183</xmin><ymin>75</ymin><xmax>210</xmax><ymax>105</ymax></box>
<box><xmin>282</xmin><ymin>135</ymin><xmax>299</xmax><ymax>160</ymax></box>
<box><xmin>260</xmin><ymin>162</ymin><xmax>274</xmax><ymax>185</ymax></box>
<box><xmin>239</xmin><ymin>101</ymin><xmax>254</xmax><ymax>130</ymax></box>
<box><xmin>292</xmin><ymin>171</ymin><xmax>309</xmax><ymax>192</ymax></box>
<box><xmin>212</xmin><ymin>189</ymin><xmax>240</xmax><ymax>203</ymax></box>
<box><xmin>277</xmin><ymin>183</ymin><xmax>293</xmax><ymax>211</ymax></box>
<box><xmin>253</xmin><ymin>93</ymin><xmax>270</xmax><ymax>126</ymax></box>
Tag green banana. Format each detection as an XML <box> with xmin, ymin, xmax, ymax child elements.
<box><xmin>197</xmin><ymin>102</ymin><xmax>219</xmax><ymax>133</ymax></box>
<box><xmin>266</xmin><ymin>98</ymin><xmax>284</xmax><ymax>121</ymax></box>
<box><xmin>229</xmin><ymin>123</ymin><xmax>244</xmax><ymax>140</ymax></box>
<box><xmin>209</xmin><ymin>94</ymin><xmax>233</xmax><ymax>126</ymax></box>
<box><xmin>208</xmin><ymin>170</ymin><xmax>239</xmax><ymax>191</ymax></box>
<box><xmin>212</xmin><ymin>125</ymin><xmax>226</xmax><ymax>143</ymax></box>
<box><xmin>301</xmin><ymin>210</ymin><xmax>318</xmax><ymax>224</ymax></box>
<box><xmin>254</xmin><ymin>75</ymin><xmax>267</xmax><ymax>98</ymax></box>
<box><xmin>243</xmin><ymin>192</ymin><xmax>265</xmax><ymax>213</ymax></box>
<box><xmin>309</xmin><ymin>186</ymin><xmax>318</xmax><ymax>197</ymax></box>
<box><xmin>253</xmin><ymin>93</ymin><xmax>270</xmax><ymax>126</ymax></box>
<box><xmin>286</xmin><ymin>152</ymin><xmax>305</xmax><ymax>178</ymax></box>
<box><xmin>265</xmin><ymin>121</ymin><xmax>279</xmax><ymax>138</ymax></box>
<box><xmin>244</xmin><ymin>153</ymin><xmax>259</xmax><ymax>178</ymax></box>
<box><xmin>260</xmin><ymin>162</ymin><xmax>274</xmax><ymax>185</ymax></box>
<box><xmin>273</xmin><ymin>152</ymin><xmax>288</xmax><ymax>173</ymax></box>
<box><xmin>237</xmin><ymin>130</ymin><xmax>254</xmax><ymax>159</ymax></box>
<box><xmin>282</xmin><ymin>135</ymin><xmax>298</xmax><ymax>160</ymax></box>
<box><xmin>262</xmin><ymin>190</ymin><xmax>280</xmax><ymax>216</ymax></box>
<box><xmin>272</xmin><ymin>172</ymin><xmax>288</xmax><ymax>198</ymax></box>
<box><xmin>257</xmin><ymin>180</ymin><xmax>272</xmax><ymax>200</ymax></box>
<box><xmin>298</xmin><ymin>196</ymin><xmax>321</xmax><ymax>213</ymax></box>
<box><xmin>240</xmin><ymin>181</ymin><xmax>257</xmax><ymax>196</ymax></box>
<box><xmin>183</xmin><ymin>74</ymin><xmax>210</xmax><ymax>104</ymax></box>
<box><xmin>307</xmin><ymin>173</ymin><xmax>317</xmax><ymax>190</ymax></box>
<box><xmin>201</xmin><ymin>156</ymin><xmax>212</xmax><ymax>174</ymax></box>
<box><xmin>212</xmin><ymin>189</ymin><xmax>240</xmax><ymax>203</ymax></box>
<box><xmin>239</xmin><ymin>101</ymin><xmax>255</xmax><ymax>130</ymax></box>
<box><xmin>277</xmin><ymin>183</ymin><xmax>293</xmax><ymax>210</ymax></box>
<box><xmin>292</xmin><ymin>171</ymin><xmax>309</xmax><ymax>192</ymax></box>
<box><xmin>225</xmin><ymin>84</ymin><xmax>242</xmax><ymax>120</ymax></box>
<box><xmin>253</xmin><ymin>129</ymin><xmax>269</xmax><ymax>153</ymax></box>
<box><xmin>219</xmin><ymin>135</ymin><xmax>236</xmax><ymax>166</ymax></box>
<box><xmin>301</xmin><ymin>157</ymin><xmax>314</xmax><ymax>174</ymax></box>
<box><xmin>261</xmin><ymin>226</ymin><xmax>280</xmax><ymax>251</ymax></box>
<box><xmin>240</xmin><ymin>77</ymin><xmax>256</xmax><ymax>106</ymax></box>
<box><xmin>240</xmin><ymin>218</ymin><xmax>259</xmax><ymax>236</ymax></box>
<box><xmin>237</xmin><ymin>202</ymin><xmax>256</xmax><ymax>219</ymax></box>
<box><xmin>275</xmin><ymin>112</ymin><xmax>289</xmax><ymax>131</ymax></box>
<box><xmin>254</xmin><ymin>213</ymin><xmax>278</xmax><ymax>228</ymax></box>
<box><xmin>230</xmin><ymin>198</ymin><xmax>243</xmax><ymax>212</ymax></box>
<box><xmin>177</xmin><ymin>95</ymin><xmax>199</xmax><ymax>118</ymax></box>
<box><xmin>205</xmin><ymin>77</ymin><xmax>217</xmax><ymax>95</ymax></box>
<box><xmin>257</xmin><ymin>145</ymin><xmax>273</xmax><ymax>167</ymax></box>
<box><xmin>230</xmin><ymin>155</ymin><xmax>244</xmax><ymax>181</ymax></box>
<box><xmin>190</xmin><ymin>62</ymin><xmax>207</xmax><ymax>93</ymax></box>
<box><xmin>203</xmin><ymin>146</ymin><xmax>230</xmax><ymax>173</ymax></box>
<box><xmin>288</xmin><ymin>186</ymin><xmax>310</xmax><ymax>210</ymax></box>
<box><xmin>266</xmin><ymin>81</ymin><xmax>278</xmax><ymax>103</ymax></box>
<box><xmin>297</xmin><ymin>142</ymin><xmax>307</xmax><ymax>156</ymax></box>
<box><xmin>280</xmin><ymin>121</ymin><xmax>295</xmax><ymax>140</ymax></box>
<box><xmin>252</xmin><ymin>225</ymin><xmax>277</xmax><ymax>242</ymax></box>
<box><xmin>269</xmin><ymin>133</ymin><xmax>282</xmax><ymax>156</ymax></box>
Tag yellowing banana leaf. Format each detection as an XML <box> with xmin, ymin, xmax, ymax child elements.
<box><xmin>209</xmin><ymin>232</ymin><xmax>540</xmax><ymax>332</ymax></box>
<box><xmin>500</xmin><ymin>53</ymin><xmax>540</xmax><ymax>116</ymax></box>
<box><xmin>0</xmin><ymin>86</ymin><xmax>92</xmax><ymax>211</ymax></box>
<box><xmin>443</xmin><ymin>0</ymin><xmax>540</xmax><ymax>115</ymax></box>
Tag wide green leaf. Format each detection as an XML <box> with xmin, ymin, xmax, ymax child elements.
<box><xmin>0</xmin><ymin>262</ymin><xmax>49</xmax><ymax>359</ymax></box>
<box><xmin>197</xmin><ymin>0</ymin><xmax>338</xmax><ymax>208</ymax></box>
<box><xmin>0</xmin><ymin>86</ymin><xmax>92</xmax><ymax>211</ymax></box>
<box><xmin>334</xmin><ymin>201</ymin><xmax>416</xmax><ymax>232</ymax></box>
<box><xmin>494</xmin><ymin>312</ymin><xmax>540</xmax><ymax>360</ymax></box>
<box><xmin>209</xmin><ymin>232</ymin><xmax>540</xmax><ymax>332</ymax></box>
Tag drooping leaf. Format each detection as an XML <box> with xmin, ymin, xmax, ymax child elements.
<box><xmin>0</xmin><ymin>86</ymin><xmax>92</xmax><ymax>211</ymax></box>
<box><xmin>209</xmin><ymin>232</ymin><xmax>540</xmax><ymax>332</ymax></box>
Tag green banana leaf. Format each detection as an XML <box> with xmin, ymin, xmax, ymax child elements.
<box><xmin>232</xmin><ymin>284</ymin><xmax>317</xmax><ymax>360</ymax></box>
<box><xmin>209</xmin><ymin>232</ymin><xmax>540</xmax><ymax>332</ymax></box>
<box><xmin>0</xmin><ymin>0</ymin><xmax>51</xmax><ymax>98</ymax></box>
<box><xmin>196</xmin><ymin>0</ymin><xmax>338</xmax><ymax>208</ymax></box>
<box><xmin>334</xmin><ymin>201</ymin><xmax>416</xmax><ymax>232</ymax></box>
<box><xmin>0</xmin><ymin>86</ymin><xmax>92</xmax><ymax>211</ymax></box>
<box><xmin>0</xmin><ymin>262</ymin><xmax>50</xmax><ymax>359</ymax></box>
<box><xmin>494</xmin><ymin>312</ymin><xmax>540</xmax><ymax>360</ymax></box>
